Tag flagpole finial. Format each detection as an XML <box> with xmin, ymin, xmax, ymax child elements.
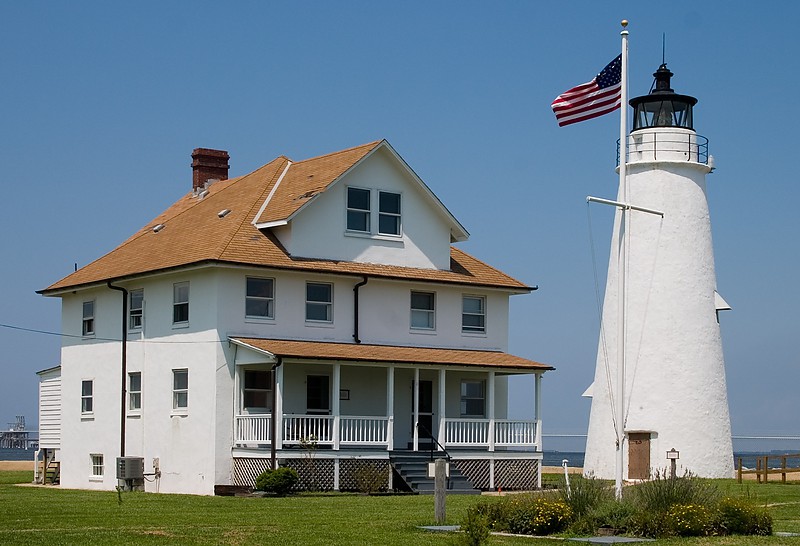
<box><xmin>621</xmin><ymin>19</ymin><xmax>628</xmax><ymax>28</ymax></box>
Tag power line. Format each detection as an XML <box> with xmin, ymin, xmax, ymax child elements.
<box><xmin>0</xmin><ymin>322</ymin><xmax>226</xmax><ymax>344</ymax></box>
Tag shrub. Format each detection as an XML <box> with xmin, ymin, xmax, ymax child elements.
<box><xmin>471</xmin><ymin>498</ymin><xmax>511</xmax><ymax>532</ymax></box>
<box><xmin>627</xmin><ymin>468</ymin><xmax>719</xmax><ymax>514</ymax></box>
<box><xmin>569</xmin><ymin>499</ymin><xmax>637</xmax><ymax>535</ymax></box>
<box><xmin>459</xmin><ymin>508</ymin><xmax>490</xmax><ymax>545</ymax></box>
<box><xmin>716</xmin><ymin>496</ymin><xmax>772</xmax><ymax>536</ymax></box>
<box><xmin>505</xmin><ymin>496</ymin><xmax>572</xmax><ymax>536</ymax></box>
<box><xmin>666</xmin><ymin>503</ymin><xmax>715</xmax><ymax>537</ymax></box>
<box><xmin>560</xmin><ymin>473</ymin><xmax>614</xmax><ymax>518</ymax></box>
<box><xmin>255</xmin><ymin>467</ymin><xmax>299</xmax><ymax>495</ymax></box>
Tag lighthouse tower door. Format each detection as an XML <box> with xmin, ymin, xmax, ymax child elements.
<box><xmin>628</xmin><ymin>433</ymin><xmax>651</xmax><ymax>480</ymax></box>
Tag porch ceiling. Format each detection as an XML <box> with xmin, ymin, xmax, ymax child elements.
<box><xmin>229</xmin><ymin>337</ymin><xmax>553</xmax><ymax>371</ymax></box>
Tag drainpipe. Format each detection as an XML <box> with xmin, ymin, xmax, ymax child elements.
<box><xmin>352</xmin><ymin>276</ymin><xmax>369</xmax><ymax>344</ymax></box>
<box><xmin>270</xmin><ymin>357</ymin><xmax>283</xmax><ymax>470</ymax></box>
<box><xmin>108</xmin><ymin>282</ymin><xmax>128</xmax><ymax>458</ymax></box>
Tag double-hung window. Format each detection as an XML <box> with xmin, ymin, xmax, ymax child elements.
<box><xmin>129</xmin><ymin>289</ymin><xmax>144</xmax><ymax>330</ymax></box>
<box><xmin>346</xmin><ymin>187</ymin><xmax>402</xmax><ymax>236</ymax></box>
<box><xmin>410</xmin><ymin>291</ymin><xmax>435</xmax><ymax>330</ymax></box>
<box><xmin>173</xmin><ymin>282</ymin><xmax>189</xmax><ymax>324</ymax></box>
<box><xmin>462</xmin><ymin>295</ymin><xmax>486</xmax><ymax>333</ymax></box>
<box><xmin>82</xmin><ymin>301</ymin><xmax>95</xmax><ymax>336</ymax></box>
<box><xmin>346</xmin><ymin>187</ymin><xmax>370</xmax><ymax>232</ymax></box>
<box><xmin>460</xmin><ymin>380</ymin><xmax>485</xmax><ymax>417</ymax></box>
<box><xmin>81</xmin><ymin>380</ymin><xmax>93</xmax><ymax>414</ymax></box>
<box><xmin>378</xmin><ymin>191</ymin><xmax>401</xmax><ymax>236</ymax></box>
<box><xmin>128</xmin><ymin>372</ymin><xmax>142</xmax><ymax>412</ymax></box>
<box><xmin>243</xmin><ymin>370</ymin><xmax>272</xmax><ymax>410</ymax></box>
<box><xmin>306</xmin><ymin>282</ymin><xmax>333</xmax><ymax>323</ymax></box>
<box><xmin>90</xmin><ymin>454</ymin><xmax>104</xmax><ymax>478</ymax></box>
<box><xmin>173</xmin><ymin>369</ymin><xmax>188</xmax><ymax>410</ymax></box>
<box><xmin>246</xmin><ymin>277</ymin><xmax>274</xmax><ymax>319</ymax></box>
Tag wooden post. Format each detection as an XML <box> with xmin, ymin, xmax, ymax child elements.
<box><xmin>763</xmin><ymin>456</ymin><xmax>769</xmax><ymax>484</ymax></box>
<box><xmin>782</xmin><ymin>455</ymin><xmax>787</xmax><ymax>484</ymax></box>
<box><xmin>434</xmin><ymin>458</ymin><xmax>446</xmax><ymax>524</ymax></box>
<box><xmin>737</xmin><ymin>458</ymin><xmax>742</xmax><ymax>483</ymax></box>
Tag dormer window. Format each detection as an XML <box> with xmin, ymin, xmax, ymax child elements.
<box><xmin>346</xmin><ymin>187</ymin><xmax>402</xmax><ymax>237</ymax></box>
<box><xmin>346</xmin><ymin>187</ymin><xmax>371</xmax><ymax>232</ymax></box>
<box><xmin>378</xmin><ymin>191</ymin><xmax>401</xmax><ymax>236</ymax></box>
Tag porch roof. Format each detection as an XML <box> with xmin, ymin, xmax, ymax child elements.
<box><xmin>229</xmin><ymin>337</ymin><xmax>554</xmax><ymax>371</ymax></box>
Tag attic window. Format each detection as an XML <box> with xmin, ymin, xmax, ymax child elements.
<box><xmin>346</xmin><ymin>187</ymin><xmax>370</xmax><ymax>232</ymax></box>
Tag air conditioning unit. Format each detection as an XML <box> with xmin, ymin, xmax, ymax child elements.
<box><xmin>116</xmin><ymin>457</ymin><xmax>144</xmax><ymax>480</ymax></box>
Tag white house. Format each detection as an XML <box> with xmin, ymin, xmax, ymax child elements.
<box><xmin>39</xmin><ymin>140</ymin><xmax>552</xmax><ymax>495</ymax></box>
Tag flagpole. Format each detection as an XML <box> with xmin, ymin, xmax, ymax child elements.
<box><xmin>615</xmin><ymin>19</ymin><xmax>629</xmax><ymax>501</ymax></box>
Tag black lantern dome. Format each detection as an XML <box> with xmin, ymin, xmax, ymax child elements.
<box><xmin>630</xmin><ymin>64</ymin><xmax>697</xmax><ymax>132</ymax></box>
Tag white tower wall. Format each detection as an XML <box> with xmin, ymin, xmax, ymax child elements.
<box><xmin>584</xmin><ymin>127</ymin><xmax>734</xmax><ymax>479</ymax></box>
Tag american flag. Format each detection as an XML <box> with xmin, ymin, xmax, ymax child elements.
<box><xmin>551</xmin><ymin>55</ymin><xmax>622</xmax><ymax>127</ymax></box>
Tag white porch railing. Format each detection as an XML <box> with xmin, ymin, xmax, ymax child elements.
<box><xmin>339</xmin><ymin>416</ymin><xmax>389</xmax><ymax>445</ymax></box>
<box><xmin>444</xmin><ymin>418</ymin><xmax>489</xmax><ymax>446</ymax></box>
<box><xmin>444</xmin><ymin>418</ymin><xmax>539</xmax><ymax>449</ymax></box>
<box><xmin>235</xmin><ymin>415</ymin><xmax>271</xmax><ymax>444</ymax></box>
<box><xmin>235</xmin><ymin>415</ymin><xmax>538</xmax><ymax>450</ymax></box>
<box><xmin>495</xmin><ymin>419</ymin><xmax>538</xmax><ymax>447</ymax></box>
<box><xmin>283</xmin><ymin>414</ymin><xmax>334</xmax><ymax>445</ymax></box>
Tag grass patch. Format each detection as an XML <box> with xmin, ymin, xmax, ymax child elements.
<box><xmin>0</xmin><ymin>471</ymin><xmax>33</xmax><ymax>485</ymax></box>
<box><xmin>1</xmin><ymin>471</ymin><xmax>800</xmax><ymax>545</ymax></box>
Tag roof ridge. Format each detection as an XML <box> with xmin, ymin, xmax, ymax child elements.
<box><xmin>293</xmin><ymin>140</ymin><xmax>382</xmax><ymax>165</ymax></box>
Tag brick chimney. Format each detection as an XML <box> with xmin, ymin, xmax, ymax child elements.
<box><xmin>191</xmin><ymin>148</ymin><xmax>229</xmax><ymax>191</ymax></box>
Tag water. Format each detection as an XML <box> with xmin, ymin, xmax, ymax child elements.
<box><xmin>0</xmin><ymin>447</ymin><xmax>37</xmax><ymax>461</ymax></box>
<box><xmin>543</xmin><ymin>451</ymin><xmax>800</xmax><ymax>470</ymax></box>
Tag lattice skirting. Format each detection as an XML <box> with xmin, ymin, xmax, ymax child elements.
<box><xmin>232</xmin><ymin>458</ymin><xmax>274</xmax><ymax>487</ymax></box>
<box><xmin>233</xmin><ymin>457</ymin><xmax>388</xmax><ymax>492</ymax></box>
<box><xmin>452</xmin><ymin>458</ymin><xmax>540</xmax><ymax>491</ymax></box>
<box><xmin>495</xmin><ymin>459</ymin><xmax>539</xmax><ymax>490</ymax></box>
<box><xmin>338</xmin><ymin>459</ymin><xmax>389</xmax><ymax>492</ymax></box>
<box><xmin>452</xmin><ymin>459</ymin><xmax>491</xmax><ymax>489</ymax></box>
<box><xmin>281</xmin><ymin>458</ymin><xmax>335</xmax><ymax>491</ymax></box>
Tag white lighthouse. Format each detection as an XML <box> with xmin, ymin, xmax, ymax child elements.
<box><xmin>583</xmin><ymin>64</ymin><xmax>734</xmax><ymax>480</ymax></box>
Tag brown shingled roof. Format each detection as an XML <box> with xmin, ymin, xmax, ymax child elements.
<box><xmin>41</xmin><ymin>141</ymin><xmax>532</xmax><ymax>294</ymax></box>
<box><xmin>231</xmin><ymin>337</ymin><xmax>554</xmax><ymax>371</ymax></box>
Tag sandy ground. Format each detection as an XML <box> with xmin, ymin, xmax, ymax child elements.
<box><xmin>0</xmin><ymin>461</ymin><xmax>34</xmax><ymax>471</ymax></box>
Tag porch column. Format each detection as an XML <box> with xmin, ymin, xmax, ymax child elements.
<box><xmin>534</xmin><ymin>372</ymin><xmax>542</xmax><ymax>450</ymax></box>
<box><xmin>386</xmin><ymin>366</ymin><xmax>395</xmax><ymax>451</ymax></box>
<box><xmin>333</xmin><ymin>363</ymin><xmax>341</xmax><ymax>450</ymax></box>
<box><xmin>488</xmin><ymin>371</ymin><xmax>496</xmax><ymax>452</ymax></box>
<box><xmin>276</xmin><ymin>363</ymin><xmax>284</xmax><ymax>449</ymax></box>
<box><xmin>535</xmin><ymin>373</ymin><xmax>543</xmax><ymax>489</ymax></box>
<box><xmin>437</xmin><ymin>368</ymin><xmax>446</xmax><ymax>450</ymax></box>
<box><xmin>413</xmin><ymin>368</ymin><xmax>419</xmax><ymax>451</ymax></box>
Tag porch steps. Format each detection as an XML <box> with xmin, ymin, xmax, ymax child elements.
<box><xmin>389</xmin><ymin>452</ymin><xmax>480</xmax><ymax>495</ymax></box>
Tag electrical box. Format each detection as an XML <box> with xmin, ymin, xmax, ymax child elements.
<box><xmin>116</xmin><ymin>457</ymin><xmax>144</xmax><ymax>480</ymax></box>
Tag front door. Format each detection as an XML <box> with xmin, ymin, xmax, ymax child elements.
<box><xmin>628</xmin><ymin>432</ymin><xmax>651</xmax><ymax>480</ymax></box>
<box><xmin>413</xmin><ymin>380</ymin><xmax>434</xmax><ymax>446</ymax></box>
<box><xmin>306</xmin><ymin>375</ymin><xmax>330</xmax><ymax>415</ymax></box>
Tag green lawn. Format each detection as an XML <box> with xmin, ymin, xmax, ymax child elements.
<box><xmin>1</xmin><ymin>472</ymin><xmax>799</xmax><ymax>545</ymax></box>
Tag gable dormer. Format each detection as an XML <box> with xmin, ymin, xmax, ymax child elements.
<box><xmin>252</xmin><ymin>141</ymin><xmax>468</xmax><ymax>270</ymax></box>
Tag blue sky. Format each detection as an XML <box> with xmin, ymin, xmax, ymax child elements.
<box><xmin>1</xmin><ymin>2</ymin><xmax>798</xmax><ymax>452</ymax></box>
